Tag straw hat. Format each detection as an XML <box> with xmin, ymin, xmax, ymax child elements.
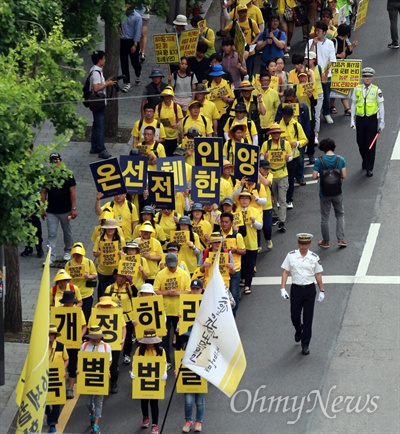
<box><xmin>239</xmin><ymin>189</ymin><xmax>252</xmax><ymax>198</ymax></box>
<box><xmin>96</xmin><ymin>296</ymin><xmax>118</xmax><ymax>308</ymax></box>
<box><xmin>209</xmin><ymin>232</ymin><xmax>223</xmax><ymax>243</ymax></box>
<box><xmin>49</xmin><ymin>323</ymin><xmax>61</xmax><ymax>336</ymax></box>
<box><xmin>101</xmin><ymin>218</ymin><xmax>119</xmax><ymax>229</ymax></box>
<box><xmin>228</xmin><ymin>122</ymin><xmax>247</xmax><ymax>140</ymax></box>
<box><xmin>139</xmin><ymin>328</ymin><xmax>162</xmax><ymax>344</ymax></box>
<box><xmin>85</xmin><ymin>325</ymin><xmax>104</xmax><ymax>340</ymax></box>
<box><xmin>268</xmin><ymin>123</ymin><xmax>283</xmax><ymax>134</ymax></box>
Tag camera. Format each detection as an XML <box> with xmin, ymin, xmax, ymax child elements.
<box><xmin>112</xmin><ymin>75</ymin><xmax>127</xmax><ymax>92</ymax></box>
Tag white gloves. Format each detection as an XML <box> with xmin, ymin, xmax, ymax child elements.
<box><xmin>161</xmin><ymin>373</ymin><xmax>168</xmax><ymax>381</ymax></box>
<box><xmin>378</xmin><ymin>121</ymin><xmax>385</xmax><ymax>132</ymax></box>
<box><xmin>318</xmin><ymin>292</ymin><xmax>325</xmax><ymax>302</ymax></box>
<box><xmin>280</xmin><ymin>288</ymin><xmax>289</xmax><ymax>300</ymax></box>
<box><xmin>350</xmin><ymin>121</ymin><xmax>356</xmax><ymax>129</ymax></box>
<box><xmin>129</xmin><ymin>371</ymin><xmax>135</xmax><ymax>379</ymax></box>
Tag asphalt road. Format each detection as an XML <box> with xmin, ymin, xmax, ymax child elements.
<box><xmin>64</xmin><ymin>2</ymin><xmax>400</xmax><ymax>433</ymax></box>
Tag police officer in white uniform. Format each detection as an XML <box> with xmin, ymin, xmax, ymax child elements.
<box><xmin>350</xmin><ymin>67</ymin><xmax>385</xmax><ymax>177</ymax></box>
<box><xmin>280</xmin><ymin>233</ymin><xmax>325</xmax><ymax>355</ymax></box>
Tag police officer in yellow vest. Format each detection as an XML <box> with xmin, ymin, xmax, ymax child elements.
<box><xmin>350</xmin><ymin>67</ymin><xmax>385</xmax><ymax>177</ymax></box>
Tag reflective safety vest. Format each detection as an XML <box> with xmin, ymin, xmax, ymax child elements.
<box><xmin>355</xmin><ymin>84</ymin><xmax>379</xmax><ymax>116</ymax></box>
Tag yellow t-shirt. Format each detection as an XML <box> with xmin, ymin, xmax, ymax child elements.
<box><xmin>260</xmin><ymin>138</ymin><xmax>292</xmax><ymax>178</ymax></box>
<box><xmin>155</xmin><ymin>102</ymin><xmax>183</xmax><ymax>139</ymax></box>
<box><xmin>179</xmin><ymin>232</ymin><xmax>202</xmax><ymax>274</ymax></box>
<box><xmin>221</xmin><ymin>229</ymin><xmax>246</xmax><ymax>271</ymax></box>
<box><xmin>93</xmin><ymin>236</ymin><xmax>126</xmax><ymax>276</ymax></box>
<box><xmin>220</xmin><ymin>177</ymin><xmax>234</xmax><ymax>201</ymax></box>
<box><xmin>223</xmin><ymin>138</ymin><xmax>248</xmax><ymax>166</ymax></box>
<box><xmin>101</xmin><ymin>201</ymin><xmax>138</xmax><ymax>241</ymax></box>
<box><xmin>153</xmin><ymin>267</ymin><xmax>191</xmax><ymax>316</ymax></box>
<box><xmin>224</xmin><ymin>18</ymin><xmax>260</xmax><ymax>54</ymax></box>
<box><xmin>223</xmin><ymin>117</ymin><xmax>258</xmax><ymax>144</ymax></box>
<box><xmin>200</xmin><ymin>99</ymin><xmax>220</xmax><ymax>121</ymax></box>
<box><xmin>103</xmin><ymin>282</ymin><xmax>134</xmax><ymax>320</ymax></box>
<box><xmin>133</xmin><ymin>237</ymin><xmax>163</xmax><ymax>279</ymax></box>
<box><xmin>134</xmin><ymin>140</ymin><xmax>166</xmax><ymax>171</ymax></box>
<box><xmin>91</xmin><ymin>225</ymin><xmax>124</xmax><ymax>243</ymax></box>
<box><xmin>236</xmin><ymin>205</ymin><xmax>263</xmax><ymax>250</ymax></box>
<box><xmin>191</xmin><ymin>219</ymin><xmax>212</xmax><ymax>248</ymax></box>
<box><xmin>278</xmin><ymin>118</ymin><xmax>308</xmax><ymax>158</ymax></box>
<box><xmin>260</xmin><ymin>172</ymin><xmax>273</xmax><ymax>210</ymax></box>
<box><xmin>49</xmin><ymin>339</ymin><xmax>69</xmax><ymax>363</ymax></box>
<box><xmin>50</xmin><ymin>283</ymin><xmax>82</xmax><ymax>308</ymax></box>
<box><xmin>181</xmin><ymin>115</ymin><xmax>213</xmax><ymax>137</ymax></box>
<box><xmin>132</xmin><ymin>222</ymin><xmax>166</xmax><ymax>244</ymax></box>
<box><xmin>256</xmin><ymin>87</ymin><xmax>280</xmax><ymax>129</ymax></box>
<box><xmin>207</xmin><ymin>79</ymin><xmax>234</xmax><ymax>117</ymax></box>
<box><xmin>131</xmin><ymin>118</ymin><xmax>166</xmax><ymax>142</ymax></box>
<box><xmin>155</xmin><ymin>211</ymin><xmax>181</xmax><ymax>242</ymax></box>
<box><xmin>65</xmin><ymin>257</ymin><xmax>97</xmax><ymax>299</ymax></box>
<box><xmin>229</xmin><ymin>5</ymin><xmax>264</xmax><ymax>27</ymax></box>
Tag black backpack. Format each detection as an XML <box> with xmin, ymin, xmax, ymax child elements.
<box><xmin>319</xmin><ymin>156</ymin><xmax>342</xmax><ymax>197</ymax></box>
<box><xmin>82</xmin><ymin>70</ymin><xmax>100</xmax><ymax>108</ymax></box>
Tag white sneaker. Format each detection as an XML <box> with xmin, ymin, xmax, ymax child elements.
<box><xmin>63</xmin><ymin>252</ymin><xmax>71</xmax><ymax>261</ymax></box>
<box><xmin>325</xmin><ymin>115</ymin><xmax>334</xmax><ymax>124</ymax></box>
<box><xmin>135</xmin><ymin>77</ymin><xmax>141</xmax><ymax>86</ymax></box>
<box><xmin>314</xmin><ymin>136</ymin><xmax>319</xmax><ymax>145</ymax></box>
<box><xmin>123</xmin><ymin>354</ymin><xmax>131</xmax><ymax>364</ymax></box>
<box><xmin>121</xmin><ymin>83</ymin><xmax>132</xmax><ymax>93</ymax></box>
<box><xmin>287</xmin><ymin>202</ymin><xmax>293</xmax><ymax>209</ymax></box>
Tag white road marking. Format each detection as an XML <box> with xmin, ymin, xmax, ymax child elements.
<box><xmin>252</xmin><ymin>223</ymin><xmax>399</xmax><ymax>286</ymax></box>
<box><xmin>391</xmin><ymin>127</ymin><xmax>400</xmax><ymax>160</ymax></box>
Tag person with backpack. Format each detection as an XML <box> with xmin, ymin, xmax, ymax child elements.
<box><xmin>133</xmin><ymin>125</ymin><xmax>167</xmax><ymax>170</ymax></box>
<box><xmin>220</xmin><ymin>4</ymin><xmax>260</xmax><ymax>80</ymax></box>
<box><xmin>168</xmin><ymin>57</ymin><xmax>198</xmax><ymax>115</ymax></box>
<box><xmin>141</xmin><ymin>69</ymin><xmax>168</xmax><ymax>118</ymax></box>
<box><xmin>260</xmin><ymin>123</ymin><xmax>293</xmax><ymax>233</ymax></box>
<box><xmin>65</xmin><ymin>242</ymin><xmax>97</xmax><ymax>323</ymax></box>
<box><xmin>232</xmin><ymin>80</ymin><xmax>261</xmax><ymax>136</ymax></box>
<box><xmin>130</xmin><ymin>103</ymin><xmax>166</xmax><ymax>147</ymax></box>
<box><xmin>155</xmin><ymin>86</ymin><xmax>183</xmax><ymax>156</ymax></box>
<box><xmin>50</xmin><ymin>269</ymin><xmax>82</xmax><ymax>308</ymax></box>
<box><xmin>224</xmin><ymin>102</ymin><xmax>259</xmax><ymax>145</ymax></box>
<box><xmin>256</xmin><ymin>14</ymin><xmax>287</xmax><ymax>70</ymax></box>
<box><xmin>95</xmin><ymin>192</ymin><xmax>139</xmax><ymax>241</ymax></box>
<box><xmin>312</xmin><ymin>138</ymin><xmax>347</xmax><ymax>249</ymax></box>
<box><xmin>79</xmin><ymin>326</ymin><xmax>112</xmax><ymax>434</ymax></box>
<box><xmin>223</xmin><ymin>124</ymin><xmax>249</xmax><ymax>166</ymax></box>
<box><xmin>180</xmin><ymin>100</ymin><xmax>213</xmax><ymax>138</ymax></box>
<box><xmin>85</xmin><ymin>51</ymin><xmax>116</xmax><ymax>159</ymax></box>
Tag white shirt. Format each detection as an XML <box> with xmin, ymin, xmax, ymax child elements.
<box><xmin>89</xmin><ymin>65</ymin><xmax>106</xmax><ymax>97</ymax></box>
<box><xmin>81</xmin><ymin>340</ymin><xmax>112</xmax><ymax>362</ymax></box>
<box><xmin>281</xmin><ymin>249</ymin><xmax>323</xmax><ymax>285</ymax></box>
<box><xmin>307</xmin><ymin>39</ymin><xmax>336</xmax><ymax>77</ymax></box>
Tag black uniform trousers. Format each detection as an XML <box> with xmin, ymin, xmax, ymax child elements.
<box><xmin>290</xmin><ymin>283</ymin><xmax>316</xmax><ymax>346</ymax></box>
<box><xmin>355</xmin><ymin>113</ymin><xmax>378</xmax><ymax>171</ymax></box>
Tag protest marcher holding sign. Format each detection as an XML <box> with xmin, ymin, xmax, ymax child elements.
<box><xmin>131</xmin><ymin>329</ymin><xmax>167</xmax><ymax>433</ymax></box>
<box><xmin>93</xmin><ymin>218</ymin><xmax>126</xmax><ymax>298</ymax></box>
<box><xmin>79</xmin><ymin>326</ymin><xmax>112</xmax><ymax>434</ymax></box>
<box><xmin>65</xmin><ymin>242</ymin><xmax>97</xmax><ymax>323</ymax></box>
<box><xmin>46</xmin><ymin>324</ymin><xmax>69</xmax><ymax>434</ymax></box>
<box><xmin>121</xmin><ymin>241</ymin><xmax>149</xmax><ymax>290</ymax></box>
<box><xmin>103</xmin><ymin>271</ymin><xmax>135</xmax><ymax>365</ymax></box>
<box><xmin>89</xmin><ymin>296</ymin><xmax>126</xmax><ymax>394</ymax></box>
<box><xmin>50</xmin><ymin>268</ymin><xmax>82</xmax><ymax>308</ymax></box>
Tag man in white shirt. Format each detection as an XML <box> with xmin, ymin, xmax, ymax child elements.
<box><xmin>307</xmin><ymin>21</ymin><xmax>336</xmax><ymax>124</ymax></box>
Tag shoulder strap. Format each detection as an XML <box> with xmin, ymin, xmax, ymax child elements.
<box><xmin>200</xmin><ymin>115</ymin><xmax>207</xmax><ymax>129</ymax></box>
<box><xmin>157</xmin><ymin>102</ymin><xmax>162</xmax><ymax>114</ymax></box>
<box><xmin>183</xmin><ymin>116</ymin><xmax>188</xmax><ymax>128</ymax></box>
<box><xmin>267</xmin><ymin>138</ymin><xmax>272</xmax><ymax>151</ymax></box>
<box><xmin>319</xmin><ymin>156</ymin><xmax>328</xmax><ymax>170</ymax></box>
<box><xmin>110</xmin><ymin>200</ymin><xmax>114</xmax><ymax>208</ymax></box>
<box><xmin>293</xmin><ymin>122</ymin><xmax>298</xmax><ymax>139</ymax></box>
<box><xmin>173</xmin><ymin>71</ymin><xmax>178</xmax><ymax>90</ymax></box>
<box><xmin>138</xmin><ymin>119</ymin><xmax>143</xmax><ymax>132</ymax></box>
<box><xmin>153</xmin><ymin>141</ymin><xmax>159</xmax><ymax>158</ymax></box>
<box><xmin>52</xmin><ymin>285</ymin><xmax>57</xmax><ymax>295</ymax></box>
<box><xmin>334</xmin><ymin>155</ymin><xmax>340</xmax><ymax>169</ymax></box>
<box><xmin>280</xmin><ymin>138</ymin><xmax>285</xmax><ymax>151</ymax></box>
<box><xmin>173</xmin><ymin>102</ymin><xmax>178</xmax><ymax>121</ymax></box>
<box><xmin>55</xmin><ymin>341</ymin><xmax>64</xmax><ymax>352</ymax></box>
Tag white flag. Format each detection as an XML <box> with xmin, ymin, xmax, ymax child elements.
<box><xmin>182</xmin><ymin>252</ymin><xmax>246</xmax><ymax>397</ymax></box>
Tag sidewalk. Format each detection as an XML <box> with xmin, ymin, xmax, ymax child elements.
<box><xmin>0</xmin><ymin>5</ymin><xmax>215</xmax><ymax>433</ymax></box>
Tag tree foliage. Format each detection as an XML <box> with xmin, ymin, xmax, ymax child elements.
<box><xmin>0</xmin><ymin>20</ymin><xmax>87</xmax><ymax>247</ymax></box>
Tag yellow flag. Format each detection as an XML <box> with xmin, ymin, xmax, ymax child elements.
<box><xmin>15</xmin><ymin>250</ymin><xmax>50</xmax><ymax>433</ymax></box>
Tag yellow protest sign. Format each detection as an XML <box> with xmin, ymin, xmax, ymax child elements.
<box><xmin>66</xmin><ymin>264</ymin><xmax>84</xmax><ymax>279</ymax></box>
<box><xmin>139</xmin><ymin>239</ymin><xmax>151</xmax><ymax>254</ymax></box>
<box><xmin>169</xmin><ymin>230</ymin><xmax>190</xmax><ymax>245</ymax></box>
<box><xmin>51</xmin><ymin>306</ymin><xmax>84</xmax><ymax>349</ymax></box>
<box><xmin>175</xmin><ymin>350</ymin><xmax>208</xmax><ymax>394</ymax></box>
<box><xmin>179</xmin><ymin>29</ymin><xmax>200</xmax><ymax>58</ymax></box>
<box><xmin>234</xmin><ymin>24</ymin><xmax>246</xmax><ymax>65</ymax></box>
<box><xmin>299</xmin><ymin>81</ymin><xmax>315</xmax><ymax>95</ymax></box>
<box><xmin>47</xmin><ymin>361</ymin><xmax>67</xmax><ymax>405</ymax></box>
<box><xmin>99</xmin><ymin>240</ymin><xmax>119</xmax><ymax>267</ymax></box>
<box><xmin>132</xmin><ymin>295</ymin><xmax>167</xmax><ymax>340</ymax></box>
<box><xmin>90</xmin><ymin>307</ymin><xmax>124</xmax><ymax>351</ymax></box>
<box><xmin>118</xmin><ymin>254</ymin><xmax>140</xmax><ymax>276</ymax></box>
<box><xmin>208</xmin><ymin>252</ymin><xmax>230</xmax><ymax>279</ymax></box>
<box><xmin>232</xmin><ymin>211</ymin><xmax>244</xmax><ymax>227</ymax></box>
<box><xmin>77</xmin><ymin>352</ymin><xmax>109</xmax><ymax>396</ymax></box>
<box><xmin>331</xmin><ymin>60</ymin><xmax>362</xmax><ymax>92</ymax></box>
<box><xmin>179</xmin><ymin>294</ymin><xmax>202</xmax><ymax>335</ymax></box>
<box><xmin>132</xmin><ymin>356</ymin><xmax>166</xmax><ymax>399</ymax></box>
<box><xmin>282</xmin><ymin>102</ymin><xmax>300</xmax><ymax>117</ymax></box>
<box><xmin>153</xmin><ymin>33</ymin><xmax>179</xmax><ymax>64</ymax></box>
<box><xmin>354</xmin><ymin>0</ymin><xmax>369</xmax><ymax>30</ymax></box>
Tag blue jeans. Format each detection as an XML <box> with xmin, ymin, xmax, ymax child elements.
<box><xmin>162</xmin><ymin>316</ymin><xmax>179</xmax><ymax>363</ymax></box>
<box><xmin>91</xmin><ymin>110</ymin><xmax>105</xmax><ymax>153</ymax></box>
<box><xmin>87</xmin><ymin>395</ymin><xmax>104</xmax><ymax>418</ymax></box>
<box><xmin>229</xmin><ymin>270</ymin><xmax>241</xmax><ymax>317</ymax></box>
<box><xmin>185</xmin><ymin>393</ymin><xmax>205</xmax><ymax>423</ymax></box>
<box><xmin>322</xmin><ymin>79</ymin><xmax>331</xmax><ymax>116</ymax></box>
<box><xmin>295</xmin><ymin>147</ymin><xmax>305</xmax><ymax>180</ymax></box>
<box><xmin>46</xmin><ymin>212</ymin><xmax>73</xmax><ymax>263</ymax></box>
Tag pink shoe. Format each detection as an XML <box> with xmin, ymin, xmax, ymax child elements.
<box><xmin>151</xmin><ymin>425</ymin><xmax>159</xmax><ymax>434</ymax></box>
<box><xmin>141</xmin><ymin>417</ymin><xmax>150</xmax><ymax>428</ymax></box>
<box><xmin>194</xmin><ymin>422</ymin><xmax>202</xmax><ymax>432</ymax></box>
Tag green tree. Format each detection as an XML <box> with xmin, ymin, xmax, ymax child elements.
<box><xmin>0</xmin><ymin>21</ymin><xmax>87</xmax><ymax>332</ymax></box>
